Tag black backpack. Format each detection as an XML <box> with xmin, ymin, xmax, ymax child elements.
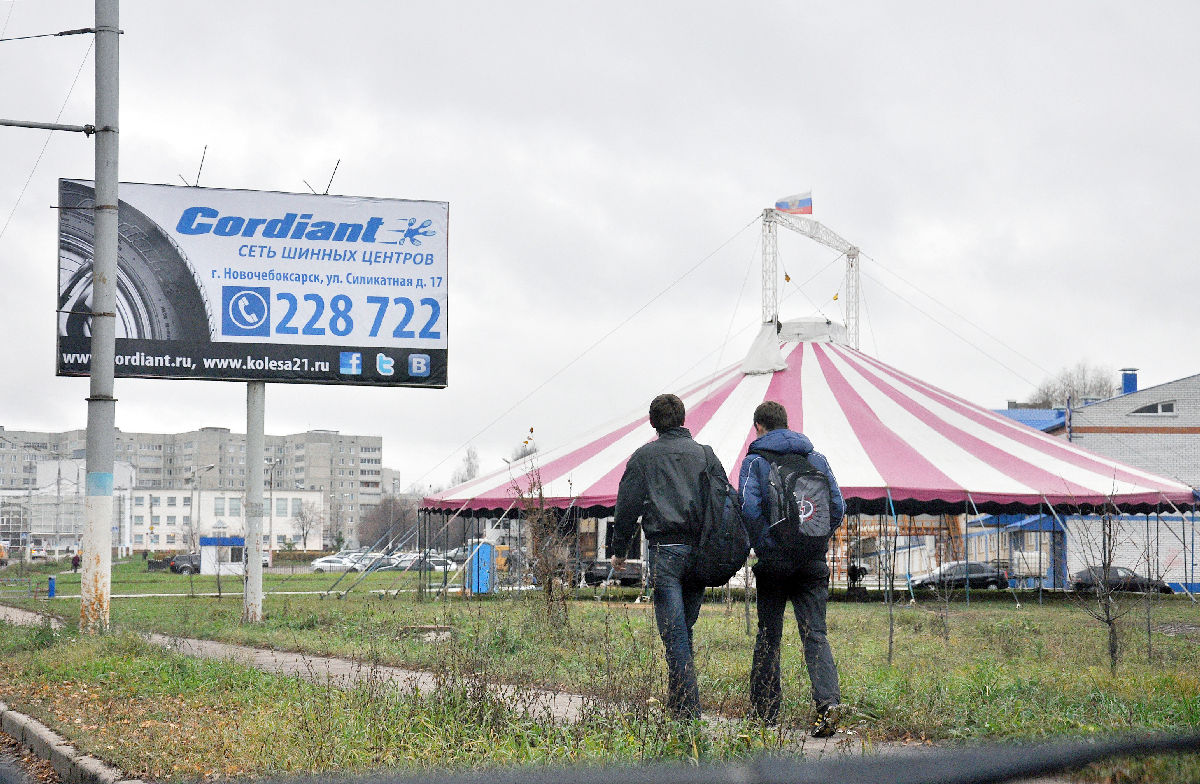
<box><xmin>750</xmin><ymin>447</ymin><xmax>836</xmax><ymax>572</ymax></box>
<box><xmin>685</xmin><ymin>445</ymin><xmax>751</xmax><ymax>587</ymax></box>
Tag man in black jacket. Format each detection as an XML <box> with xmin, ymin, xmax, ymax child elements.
<box><xmin>610</xmin><ymin>393</ymin><xmax>718</xmax><ymax>721</ymax></box>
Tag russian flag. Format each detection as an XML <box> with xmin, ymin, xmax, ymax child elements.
<box><xmin>775</xmin><ymin>191</ymin><xmax>812</xmax><ymax>214</ymax></box>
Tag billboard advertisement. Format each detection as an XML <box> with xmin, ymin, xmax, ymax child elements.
<box><xmin>56</xmin><ymin>180</ymin><xmax>448</xmax><ymax>387</ymax></box>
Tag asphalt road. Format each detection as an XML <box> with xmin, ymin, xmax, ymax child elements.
<box><xmin>0</xmin><ymin>731</ymin><xmax>58</xmax><ymax>784</ymax></box>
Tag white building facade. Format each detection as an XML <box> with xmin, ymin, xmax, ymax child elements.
<box><xmin>129</xmin><ymin>487</ymin><xmax>324</xmax><ymax>553</ymax></box>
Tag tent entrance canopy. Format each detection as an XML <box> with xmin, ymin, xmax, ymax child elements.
<box><xmin>424</xmin><ymin>321</ymin><xmax>1197</xmax><ymax>518</ymax></box>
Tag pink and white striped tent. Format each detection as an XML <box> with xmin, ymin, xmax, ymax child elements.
<box><xmin>424</xmin><ymin>322</ymin><xmax>1196</xmax><ymax>516</ymax></box>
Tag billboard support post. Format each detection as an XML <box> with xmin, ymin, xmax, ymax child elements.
<box><xmin>81</xmin><ymin>0</ymin><xmax>119</xmax><ymax>634</ymax></box>
<box><xmin>243</xmin><ymin>381</ymin><xmax>265</xmax><ymax>622</ymax></box>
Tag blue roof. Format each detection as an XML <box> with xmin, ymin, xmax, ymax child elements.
<box><xmin>993</xmin><ymin>408</ymin><xmax>1065</xmax><ymax>431</ymax></box>
<box><xmin>971</xmin><ymin>514</ymin><xmax>1065</xmax><ymax>533</ymax></box>
<box><xmin>199</xmin><ymin>536</ymin><xmax>245</xmax><ymax>547</ymax></box>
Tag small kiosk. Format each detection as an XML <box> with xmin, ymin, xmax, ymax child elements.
<box><xmin>198</xmin><ymin>536</ymin><xmax>246</xmax><ymax>576</ymax></box>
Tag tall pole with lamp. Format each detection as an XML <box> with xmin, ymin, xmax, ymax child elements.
<box><xmin>267</xmin><ymin>457</ymin><xmax>282</xmax><ymax>566</ymax></box>
<box><xmin>188</xmin><ymin>464</ymin><xmax>215</xmax><ymax>552</ymax></box>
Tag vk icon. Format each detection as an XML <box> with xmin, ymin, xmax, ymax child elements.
<box><xmin>221</xmin><ymin>287</ymin><xmax>270</xmax><ymax>337</ymax></box>
<box><xmin>339</xmin><ymin>352</ymin><xmax>363</xmax><ymax>375</ymax></box>
<box><xmin>375</xmin><ymin>353</ymin><xmax>395</xmax><ymax>376</ymax></box>
<box><xmin>408</xmin><ymin>354</ymin><xmax>431</xmax><ymax>377</ymax></box>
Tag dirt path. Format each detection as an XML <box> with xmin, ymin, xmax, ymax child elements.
<box><xmin>0</xmin><ymin>603</ymin><xmax>1071</xmax><ymax>781</ymax></box>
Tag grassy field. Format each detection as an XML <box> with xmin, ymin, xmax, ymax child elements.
<box><xmin>2</xmin><ymin>559</ymin><xmax>1199</xmax><ymax>781</ymax></box>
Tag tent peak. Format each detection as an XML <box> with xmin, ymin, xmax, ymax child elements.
<box><xmin>779</xmin><ymin>317</ymin><xmax>849</xmax><ymax>344</ymax></box>
<box><xmin>742</xmin><ymin>317</ymin><xmax>849</xmax><ymax>375</ymax></box>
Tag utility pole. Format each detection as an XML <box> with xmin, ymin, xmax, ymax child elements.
<box><xmin>80</xmin><ymin>0</ymin><xmax>120</xmax><ymax>633</ymax></box>
<box><xmin>243</xmin><ymin>382</ymin><xmax>265</xmax><ymax>622</ymax></box>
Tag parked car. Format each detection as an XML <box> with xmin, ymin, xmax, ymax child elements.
<box><xmin>28</xmin><ymin>546</ymin><xmax>47</xmax><ymax>560</ymax></box>
<box><xmin>1070</xmin><ymin>566</ymin><xmax>1173</xmax><ymax>594</ymax></box>
<box><xmin>444</xmin><ymin>545</ymin><xmax>473</xmax><ymax>563</ymax></box>
<box><xmin>168</xmin><ymin>553</ymin><xmax>202</xmax><ymax>574</ymax></box>
<box><xmin>385</xmin><ymin>553</ymin><xmax>454</xmax><ymax>572</ymax></box>
<box><xmin>911</xmin><ymin>561</ymin><xmax>1008</xmax><ymax>591</ymax></box>
<box><xmin>310</xmin><ymin>555</ymin><xmax>354</xmax><ymax>573</ymax></box>
<box><xmin>577</xmin><ymin>558</ymin><xmax>644</xmax><ymax>587</ymax></box>
<box><xmin>346</xmin><ymin>553</ymin><xmax>399</xmax><ymax>572</ymax></box>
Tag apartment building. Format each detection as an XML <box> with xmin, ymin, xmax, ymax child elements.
<box><xmin>0</xmin><ymin>425</ymin><xmax>382</xmax><ymax>547</ymax></box>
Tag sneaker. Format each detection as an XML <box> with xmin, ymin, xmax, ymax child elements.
<box><xmin>810</xmin><ymin>703</ymin><xmax>845</xmax><ymax>738</ymax></box>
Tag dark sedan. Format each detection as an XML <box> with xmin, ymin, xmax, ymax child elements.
<box><xmin>911</xmin><ymin>561</ymin><xmax>1008</xmax><ymax>591</ymax></box>
<box><xmin>577</xmin><ymin>559</ymin><xmax>643</xmax><ymax>587</ymax></box>
<box><xmin>168</xmin><ymin>553</ymin><xmax>201</xmax><ymax>574</ymax></box>
<box><xmin>1071</xmin><ymin>566</ymin><xmax>1173</xmax><ymax>594</ymax></box>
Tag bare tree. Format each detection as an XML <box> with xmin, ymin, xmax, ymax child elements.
<box><xmin>1025</xmin><ymin>361</ymin><xmax>1116</xmax><ymax>408</ymax></box>
<box><xmin>510</xmin><ymin>427</ymin><xmax>538</xmax><ymax>462</ymax></box>
<box><xmin>294</xmin><ymin>502</ymin><xmax>324</xmax><ymax>551</ymax></box>
<box><xmin>358</xmin><ymin>494</ymin><xmax>418</xmax><ymax>549</ymax></box>
<box><xmin>1069</xmin><ymin>510</ymin><xmax>1140</xmax><ymax>674</ymax></box>
<box><xmin>450</xmin><ymin>445</ymin><xmax>481</xmax><ymax>487</ymax></box>
<box><xmin>511</xmin><ymin>464</ymin><xmax>569</xmax><ymax>625</ymax></box>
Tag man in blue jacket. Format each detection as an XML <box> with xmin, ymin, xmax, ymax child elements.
<box><xmin>738</xmin><ymin>400</ymin><xmax>846</xmax><ymax>736</ymax></box>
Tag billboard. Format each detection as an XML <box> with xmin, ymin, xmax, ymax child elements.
<box><xmin>56</xmin><ymin>180</ymin><xmax>447</xmax><ymax>387</ymax></box>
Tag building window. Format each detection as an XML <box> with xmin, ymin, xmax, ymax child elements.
<box><xmin>276</xmin><ymin>498</ymin><xmax>288</xmax><ymax>516</ymax></box>
<box><xmin>166</xmin><ymin>534</ymin><xmax>176</xmax><ymax>544</ymax></box>
<box><xmin>1130</xmin><ymin>400</ymin><xmax>1175</xmax><ymax>415</ymax></box>
<box><xmin>134</xmin><ymin>534</ymin><xmax>144</xmax><ymax>544</ymax></box>
<box><xmin>167</xmin><ymin>496</ymin><xmax>177</xmax><ymax>506</ymax></box>
<box><xmin>291</xmin><ymin>498</ymin><xmax>302</xmax><ymax>516</ymax></box>
<box><xmin>213</xmin><ymin>497</ymin><xmax>225</xmax><ymax>515</ymax></box>
<box><xmin>150</xmin><ymin>495</ymin><xmax>161</xmax><ymax>506</ymax></box>
<box><xmin>230</xmin><ymin>497</ymin><xmax>242</xmax><ymax>516</ymax></box>
<box><xmin>134</xmin><ymin>515</ymin><xmax>145</xmax><ymax>526</ymax></box>
<box><xmin>150</xmin><ymin>534</ymin><xmax>160</xmax><ymax>544</ymax></box>
<box><xmin>182</xmin><ymin>515</ymin><xmax>191</xmax><ymax>525</ymax></box>
<box><xmin>134</xmin><ymin>497</ymin><xmax>144</xmax><ymax>507</ymax></box>
<box><xmin>183</xmin><ymin>496</ymin><xmax>192</xmax><ymax>507</ymax></box>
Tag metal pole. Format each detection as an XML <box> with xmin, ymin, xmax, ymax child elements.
<box><xmin>846</xmin><ymin>248</ymin><xmax>861</xmax><ymax>349</ymax></box>
<box><xmin>268</xmin><ymin>460</ymin><xmax>275</xmax><ymax>565</ymax></box>
<box><xmin>80</xmin><ymin>0</ymin><xmax>119</xmax><ymax>634</ymax></box>
<box><xmin>761</xmin><ymin>209</ymin><xmax>778</xmax><ymax>324</ymax></box>
<box><xmin>243</xmin><ymin>382</ymin><xmax>265</xmax><ymax>622</ymax></box>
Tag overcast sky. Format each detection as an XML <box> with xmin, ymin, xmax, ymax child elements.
<box><xmin>1</xmin><ymin>1</ymin><xmax>1197</xmax><ymax>491</ymax></box>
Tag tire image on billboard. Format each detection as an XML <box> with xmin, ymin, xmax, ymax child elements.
<box><xmin>58</xmin><ymin>180</ymin><xmax>211</xmax><ymax>343</ymax></box>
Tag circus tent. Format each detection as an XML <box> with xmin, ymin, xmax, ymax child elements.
<box><xmin>422</xmin><ymin>318</ymin><xmax>1197</xmax><ymax>518</ymax></box>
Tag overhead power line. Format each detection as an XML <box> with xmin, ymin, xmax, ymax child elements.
<box><xmin>0</xmin><ymin>27</ymin><xmax>96</xmax><ymax>43</ymax></box>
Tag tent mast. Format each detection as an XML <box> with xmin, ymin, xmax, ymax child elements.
<box><xmin>761</xmin><ymin>207</ymin><xmax>862</xmax><ymax>348</ymax></box>
<box><xmin>761</xmin><ymin>209</ymin><xmax>779</xmax><ymax>324</ymax></box>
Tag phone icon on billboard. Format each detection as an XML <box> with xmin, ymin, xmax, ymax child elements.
<box><xmin>221</xmin><ymin>286</ymin><xmax>270</xmax><ymax>337</ymax></box>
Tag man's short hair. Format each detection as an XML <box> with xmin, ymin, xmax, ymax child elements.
<box><xmin>649</xmin><ymin>394</ymin><xmax>686</xmax><ymax>433</ymax></box>
<box><xmin>754</xmin><ymin>401</ymin><xmax>788</xmax><ymax>431</ymax></box>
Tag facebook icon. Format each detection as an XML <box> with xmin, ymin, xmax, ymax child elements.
<box><xmin>339</xmin><ymin>352</ymin><xmax>362</xmax><ymax>375</ymax></box>
<box><xmin>408</xmin><ymin>354</ymin><xmax>431</xmax><ymax>377</ymax></box>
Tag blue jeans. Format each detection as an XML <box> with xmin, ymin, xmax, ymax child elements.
<box><xmin>648</xmin><ymin>543</ymin><xmax>705</xmax><ymax>720</ymax></box>
<box><xmin>750</xmin><ymin>566</ymin><xmax>840</xmax><ymax>723</ymax></box>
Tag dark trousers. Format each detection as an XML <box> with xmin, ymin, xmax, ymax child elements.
<box><xmin>648</xmin><ymin>543</ymin><xmax>705</xmax><ymax>720</ymax></box>
<box><xmin>750</xmin><ymin>566</ymin><xmax>840</xmax><ymax>723</ymax></box>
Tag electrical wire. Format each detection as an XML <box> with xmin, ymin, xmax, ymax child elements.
<box><xmin>412</xmin><ymin>214</ymin><xmax>762</xmax><ymax>488</ymax></box>
<box><xmin>862</xmin><ymin>267</ymin><xmax>1039</xmax><ymax>389</ymax></box>
<box><xmin>861</xmin><ymin>251</ymin><xmax>1054</xmax><ymax>379</ymax></box>
<box><xmin>701</xmin><ymin>230</ymin><xmax>760</xmax><ymax>396</ymax></box>
<box><xmin>0</xmin><ymin>38</ymin><xmax>94</xmax><ymax>244</ymax></box>
<box><xmin>0</xmin><ymin>28</ymin><xmax>94</xmax><ymax>43</ymax></box>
